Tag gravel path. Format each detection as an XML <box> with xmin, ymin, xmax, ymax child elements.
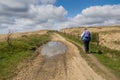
<box><xmin>13</xmin><ymin>33</ymin><xmax>106</xmax><ymax>80</ymax></box>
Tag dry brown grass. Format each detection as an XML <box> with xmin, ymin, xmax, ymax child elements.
<box><xmin>0</xmin><ymin>30</ymin><xmax>48</xmax><ymax>41</ymax></box>
<box><xmin>0</xmin><ymin>26</ymin><xmax>120</xmax><ymax>50</ymax></box>
<box><xmin>61</xmin><ymin>26</ymin><xmax>120</xmax><ymax>50</ymax></box>
<box><xmin>99</xmin><ymin>32</ymin><xmax>120</xmax><ymax>50</ymax></box>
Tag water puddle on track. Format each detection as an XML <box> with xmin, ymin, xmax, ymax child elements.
<box><xmin>41</xmin><ymin>41</ymin><xmax>67</xmax><ymax>57</ymax></box>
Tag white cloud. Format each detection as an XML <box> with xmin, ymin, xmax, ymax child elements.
<box><xmin>0</xmin><ymin>0</ymin><xmax>56</xmax><ymax>8</ymax></box>
<box><xmin>0</xmin><ymin>3</ymin><xmax>69</xmax><ymax>33</ymax></box>
<box><xmin>0</xmin><ymin>0</ymin><xmax>67</xmax><ymax>33</ymax></box>
<box><xmin>36</xmin><ymin>0</ymin><xmax>56</xmax><ymax>5</ymax></box>
<box><xmin>82</xmin><ymin>5</ymin><xmax>120</xmax><ymax>18</ymax></box>
<box><xmin>72</xmin><ymin>5</ymin><xmax>120</xmax><ymax>26</ymax></box>
<box><xmin>0</xmin><ymin>0</ymin><xmax>34</xmax><ymax>9</ymax></box>
<box><xmin>29</xmin><ymin>5</ymin><xmax>67</xmax><ymax>22</ymax></box>
<box><xmin>54</xmin><ymin>5</ymin><xmax>120</xmax><ymax>28</ymax></box>
<box><xmin>0</xmin><ymin>0</ymin><xmax>120</xmax><ymax>34</ymax></box>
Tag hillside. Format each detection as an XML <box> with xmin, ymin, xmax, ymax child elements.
<box><xmin>0</xmin><ymin>26</ymin><xmax>119</xmax><ymax>80</ymax></box>
<box><xmin>0</xmin><ymin>30</ymin><xmax>48</xmax><ymax>41</ymax></box>
<box><xmin>61</xmin><ymin>26</ymin><xmax>120</xmax><ymax>50</ymax></box>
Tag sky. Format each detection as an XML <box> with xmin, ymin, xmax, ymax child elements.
<box><xmin>0</xmin><ymin>0</ymin><xmax>120</xmax><ymax>34</ymax></box>
<box><xmin>55</xmin><ymin>0</ymin><xmax>120</xmax><ymax>17</ymax></box>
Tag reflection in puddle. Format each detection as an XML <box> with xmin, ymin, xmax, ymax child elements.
<box><xmin>41</xmin><ymin>41</ymin><xmax>67</xmax><ymax>57</ymax></box>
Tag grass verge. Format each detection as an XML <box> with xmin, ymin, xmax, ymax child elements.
<box><xmin>0</xmin><ymin>33</ymin><xmax>51</xmax><ymax>80</ymax></box>
<box><xmin>58</xmin><ymin>32</ymin><xmax>120</xmax><ymax>79</ymax></box>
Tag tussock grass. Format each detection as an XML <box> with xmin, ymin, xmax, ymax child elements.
<box><xmin>113</xmin><ymin>41</ymin><xmax>120</xmax><ymax>45</ymax></box>
<box><xmin>0</xmin><ymin>33</ymin><xmax>51</xmax><ymax>80</ymax></box>
<box><xmin>91</xmin><ymin>32</ymin><xmax>99</xmax><ymax>44</ymax></box>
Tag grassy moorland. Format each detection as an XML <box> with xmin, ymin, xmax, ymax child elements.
<box><xmin>0</xmin><ymin>29</ymin><xmax>119</xmax><ymax>79</ymax></box>
<box><xmin>59</xmin><ymin>32</ymin><xmax>120</xmax><ymax>79</ymax></box>
<box><xmin>0</xmin><ymin>33</ymin><xmax>51</xmax><ymax>79</ymax></box>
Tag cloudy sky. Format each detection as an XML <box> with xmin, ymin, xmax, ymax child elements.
<box><xmin>0</xmin><ymin>0</ymin><xmax>120</xmax><ymax>34</ymax></box>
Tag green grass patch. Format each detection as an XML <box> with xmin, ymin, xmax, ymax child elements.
<box><xmin>91</xmin><ymin>44</ymin><xmax>120</xmax><ymax>78</ymax></box>
<box><xmin>0</xmin><ymin>33</ymin><xmax>51</xmax><ymax>80</ymax></box>
<box><xmin>59</xmin><ymin>32</ymin><xmax>120</xmax><ymax>79</ymax></box>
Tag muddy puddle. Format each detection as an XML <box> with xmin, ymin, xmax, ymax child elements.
<box><xmin>41</xmin><ymin>41</ymin><xmax>67</xmax><ymax>57</ymax></box>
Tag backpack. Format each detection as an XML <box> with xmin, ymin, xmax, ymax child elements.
<box><xmin>82</xmin><ymin>30</ymin><xmax>91</xmax><ymax>41</ymax></box>
<box><xmin>84</xmin><ymin>30</ymin><xmax>90</xmax><ymax>37</ymax></box>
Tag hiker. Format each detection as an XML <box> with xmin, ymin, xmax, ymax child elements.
<box><xmin>81</xmin><ymin>28</ymin><xmax>91</xmax><ymax>53</ymax></box>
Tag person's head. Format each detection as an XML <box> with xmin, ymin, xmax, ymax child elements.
<box><xmin>84</xmin><ymin>28</ymin><xmax>87</xmax><ymax>30</ymax></box>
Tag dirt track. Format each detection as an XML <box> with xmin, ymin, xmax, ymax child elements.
<box><xmin>13</xmin><ymin>33</ymin><xmax>106</xmax><ymax>80</ymax></box>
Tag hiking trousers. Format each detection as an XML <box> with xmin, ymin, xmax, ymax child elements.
<box><xmin>83</xmin><ymin>41</ymin><xmax>90</xmax><ymax>53</ymax></box>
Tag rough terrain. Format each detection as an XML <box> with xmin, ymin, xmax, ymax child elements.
<box><xmin>12</xmin><ymin>33</ymin><xmax>112</xmax><ymax>80</ymax></box>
